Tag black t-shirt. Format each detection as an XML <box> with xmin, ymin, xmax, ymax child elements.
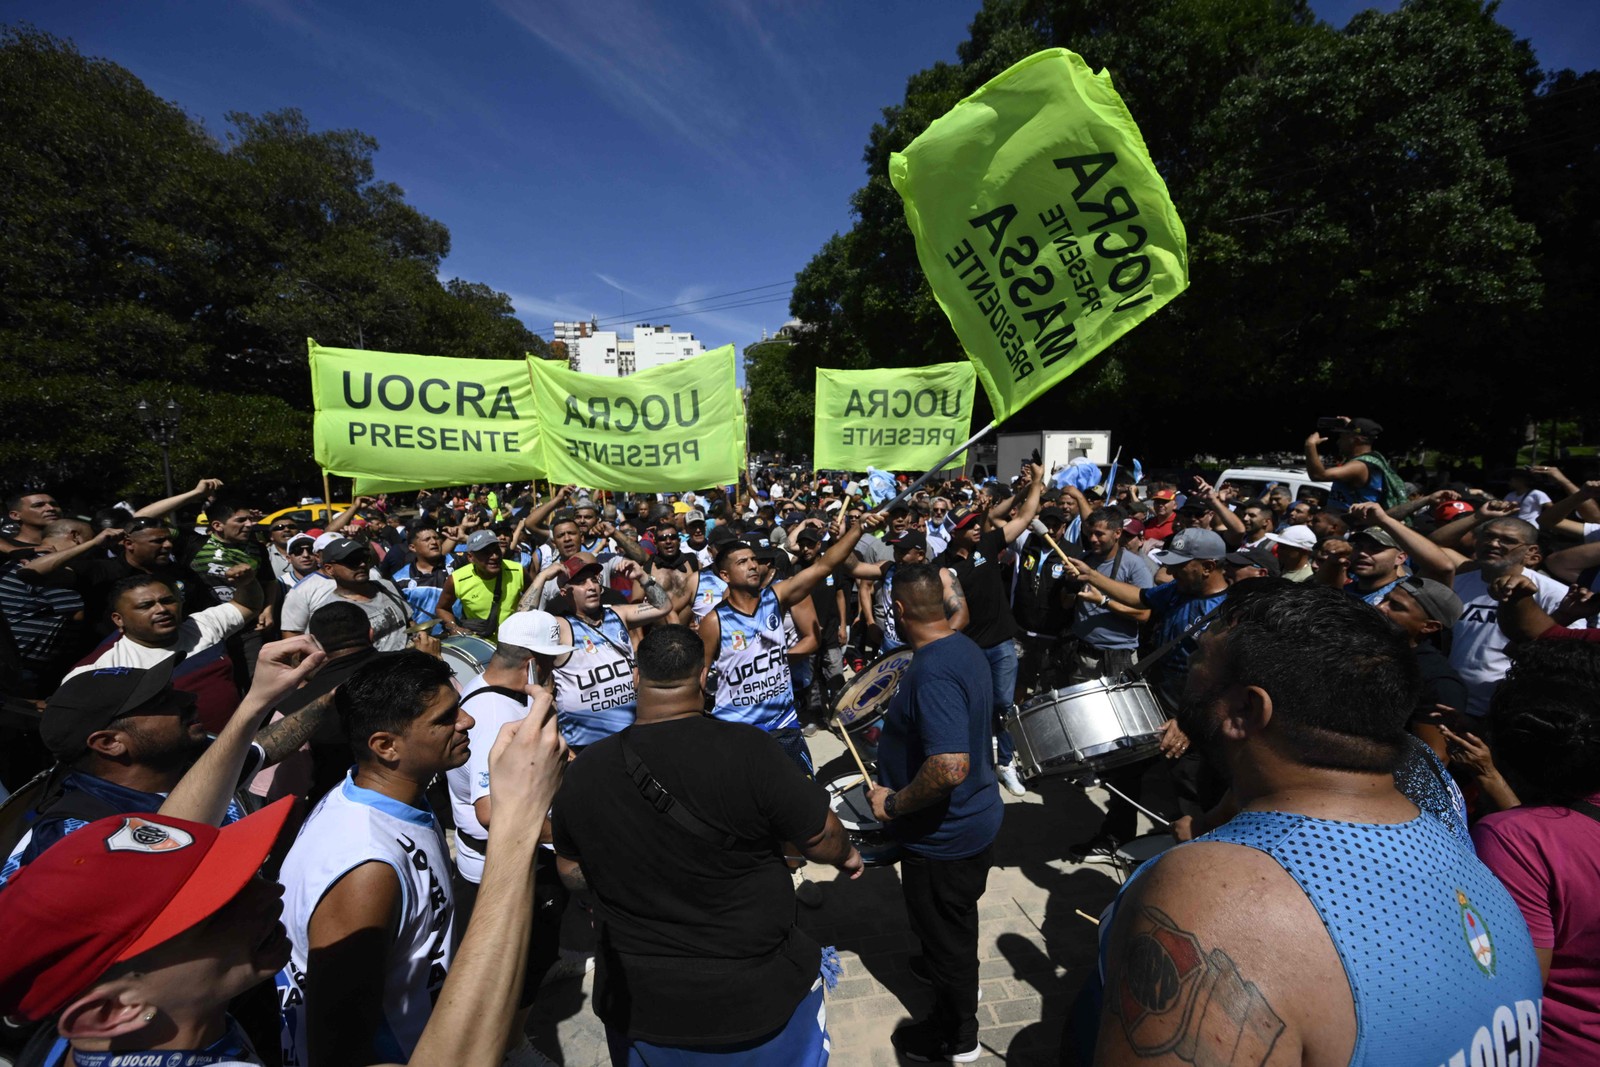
<box><xmin>939</xmin><ymin>528</ymin><xmax>1018</xmax><ymax>648</ymax></box>
<box><xmin>551</xmin><ymin>716</ymin><xmax>827</xmax><ymax>1044</ymax></box>
<box><xmin>73</xmin><ymin>556</ymin><xmax>220</xmax><ymax>638</ymax></box>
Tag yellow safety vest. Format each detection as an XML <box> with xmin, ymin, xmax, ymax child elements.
<box><xmin>453</xmin><ymin>559</ymin><xmax>526</xmax><ymax>629</ymax></box>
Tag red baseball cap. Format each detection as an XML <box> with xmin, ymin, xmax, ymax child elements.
<box><xmin>559</xmin><ymin>551</ymin><xmax>604</xmax><ymax>584</ymax></box>
<box><xmin>0</xmin><ymin>797</ymin><xmax>294</xmax><ymax>1021</ymax></box>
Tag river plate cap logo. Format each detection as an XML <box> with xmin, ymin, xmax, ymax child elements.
<box><xmin>1457</xmin><ymin>888</ymin><xmax>1495</xmax><ymax>975</ymax></box>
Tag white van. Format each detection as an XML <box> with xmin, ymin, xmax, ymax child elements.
<box><xmin>1214</xmin><ymin>467</ymin><xmax>1331</xmax><ymax>506</ymax></box>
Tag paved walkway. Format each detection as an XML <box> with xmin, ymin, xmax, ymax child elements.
<box><xmin>526</xmin><ymin>731</ymin><xmax>1163</xmax><ymax>1065</ymax></box>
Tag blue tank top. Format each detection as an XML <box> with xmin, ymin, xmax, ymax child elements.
<box><xmin>1107</xmin><ymin>811</ymin><xmax>1543</xmax><ymax>1067</ymax></box>
<box><xmin>710</xmin><ymin>586</ymin><xmax>797</xmax><ymax>731</ymax></box>
<box><xmin>553</xmin><ymin>610</ymin><xmax>638</xmax><ymax>746</ymax></box>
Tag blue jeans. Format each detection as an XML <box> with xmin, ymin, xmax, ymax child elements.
<box><xmin>982</xmin><ymin>641</ymin><xmax>1017</xmax><ymax>765</ymax></box>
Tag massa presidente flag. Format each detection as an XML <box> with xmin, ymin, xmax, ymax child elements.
<box><xmin>309</xmin><ymin>340</ymin><xmax>543</xmax><ymax>484</ymax></box>
<box><xmin>814</xmin><ymin>363</ymin><xmax>976</xmax><ymax>470</ymax></box>
<box><xmin>528</xmin><ymin>345</ymin><xmax>743</xmax><ymax>491</ymax></box>
<box><xmin>890</xmin><ymin>48</ymin><xmax>1189</xmax><ymax>423</ymax></box>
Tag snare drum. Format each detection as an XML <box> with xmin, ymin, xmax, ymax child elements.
<box><xmin>441</xmin><ymin>634</ymin><xmax>497</xmax><ymax>690</ymax></box>
<box><xmin>1007</xmin><ymin>675</ymin><xmax>1167</xmax><ymax>779</ymax></box>
<box><xmin>825</xmin><ymin>773</ymin><xmax>901</xmax><ymax>867</ymax></box>
<box><xmin>831</xmin><ymin>647</ymin><xmax>914</xmax><ymax>733</ymax></box>
<box><xmin>1114</xmin><ymin>832</ymin><xmax>1177</xmax><ymax>868</ymax></box>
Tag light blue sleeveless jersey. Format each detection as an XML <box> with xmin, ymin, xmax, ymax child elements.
<box><xmin>553</xmin><ymin>609</ymin><xmax>637</xmax><ymax>746</ymax></box>
<box><xmin>710</xmin><ymin>586</ymin><xmax>797</xmax><ymax>731</ymax></box>
<box><xmin>1105</xmin><ymin>811</ymin><xmax>1544</xmax><ymax>1067</ymax></box>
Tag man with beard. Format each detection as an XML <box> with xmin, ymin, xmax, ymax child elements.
<box><xmin>836</xmin><ymin>529</ymin><xmax>968</xmax><ymax>655</ymax></box>
<box><xmin>521</xmin><ymin>515</ymin><xmax>630</xmax><ymax>615</ymax></box>
<box><xmin>542</xmin><ymin>553</ymin><xmax>676</xmax><ymax>750</ymax></box>
<box><xmin>283</xmin><ymin>536</ymin><xmax>413</xmax><ymax>652</ymax></box>
<box><xmin>701</xmin><ymin>515</ymin><xmax>884</xmax><ymax>774</ymax></box>
<box><xmin>642</xmin><ymin>516</ymin><xmax>699</xmax><ymax>624</ymax></box>
<box><xmin>277</xmin><ymin>650</ymin><xmax>473</xmax><ymax>1067</ymax></box>
<box><xmin>1355</xmin><ymin>501</ymin><xmax>1569</xmax><ymax>719</ymax></box>
<box><xmin>1094</xmin><ymin>581</ymin><xmax>1541</xmax><ymax>1067</ymax></box>
<box><xmin>69</xmin><ymin>573</ymin><xmax>262</xmax><ymax>733</ymax></box>
<box><xmin>2</xmin><ymin>638</ymin><xmax>325</xmax><ymax>886</ymax></box>
<box><xmin>1343</xmin><ymin>515</ymin><xmax>1412</xmax><ymax>606</ymax></box>
<box><xmin>431</xmin><ymin>529</ymin><xmax>526</xmax><ymax>638</ymax></box>
<box><xmin>74</xmin><ymin>516</ymin><xmax>220</xmax><ymax>636</ymax></box>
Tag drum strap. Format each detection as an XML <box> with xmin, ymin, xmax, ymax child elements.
<box><xmin>620</xmin><ymin>736</ymin><xmax>746</xmax><ymax>851</ymax></box>
<box><xmin>1130</xmin><ymin>600</ymin><xmax>1227</xmax><ymax>681</ymax></box>
<box><xmin>459</xmin><ymin>685</ymin><xmax>530</xmax><ymax>708</ymax></box>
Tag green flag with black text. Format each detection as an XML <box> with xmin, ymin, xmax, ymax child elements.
<box><xmin>889</xmin><ymin>48</ymin><xmax>1188</xmax><ymax>423</ymax></box>
<box><xmin>309</xmin><ymin>340</ymin><xmax>543</xmax><ymax>485</ymax></box>
<box><xmin>527</xmin><ymin>345</ymin><xmax>743</xmax><ymax>491</ymax></box>
<box><xmin>814</xmin><ymin>363</ymin><xmax>976</xmax><ymax>470</ymax></box>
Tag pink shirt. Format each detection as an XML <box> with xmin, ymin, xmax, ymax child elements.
<box><xmin>1473</xmin><ymin>794</ymin><xmax>1600</xmax><ymax>1066</ymax></box>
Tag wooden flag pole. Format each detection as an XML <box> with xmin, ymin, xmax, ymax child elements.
<box><xmin>321</xmin><ymin>470</ymin><xmax>334</xmax><ymax>525</ymax></box>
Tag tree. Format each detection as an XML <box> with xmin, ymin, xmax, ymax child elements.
<box><xmin>0</xmin><ymin>27</ymin><xmax>547</xmax><ymax>501</ymax></box>
<box><xmin>743</xmin><ymin>339</ymin><xmax>815</xmax><ymax>453</ymax></box>
<box><xmin>780</xmin><ymin>0</ymin><xmax>1587</xmax><ymax>468</ymax></box>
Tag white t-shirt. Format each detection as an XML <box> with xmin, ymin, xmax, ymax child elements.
<box><xmin>65</xmin><ymin>603</ymin><xmax>247</xmax><ymax>678</ymax></box>
<box><xmin>281</xmin><ymin>578</ymin><xmax>411</xmax><ymax>651</ymax></box>
<box><xmin>1584</xmin><ymin>522</ymin><xmax>1600</xmax><ymax>544</ymax></box>
<box><xmin>1506</xmin><ymin>489</ymin><xmax>1551</xmax><ymax>524</ymax></box>
<box><xmin>1448</xmin><ymin>567</ymin><xmax>1568</xmax><ymax>716</ymax></box>
<box><xmin>445</xmin><ymin>674</ymin><xmax>532</xmax><ymax>883</ymax></box>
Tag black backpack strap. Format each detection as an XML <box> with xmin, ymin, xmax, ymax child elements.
<box><xmin>620</xmin><ymin>737</ymin><xmax>738</xmax><ymax>850</ymax></box>
<box><xmin>459</xmin><ymin>685</ymin><xmax>529</xmax><ymax>708</ymax></box>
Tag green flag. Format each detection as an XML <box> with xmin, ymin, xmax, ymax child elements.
<box><xmin>309</xmin><ymin>340</ymin><xmax>543</xmax><ymax>485</ymax></box>
<box><xmin>528</xmin><ymin>345</ymin><xmax>743</xmax><ymax>491</ymax></box>
<box><xmin>814</xmin><ymin>363</ymin><xmax>976</xmax><ymax>470</ymax></box>
<box><xmin>889</xmin><ymin>48</ymin><xmax>1189</xmax><ymax>423</ymax></box>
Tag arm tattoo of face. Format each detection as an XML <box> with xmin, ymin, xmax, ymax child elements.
<box><xmin>1111</xmin><ymin>905</ymin><xmax>1285</xmax><ymax>1066</ymax></box>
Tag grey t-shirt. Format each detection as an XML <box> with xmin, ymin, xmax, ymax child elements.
<box><xmin>1070</xmin><ymin>548</ymin><xmax>1153</xmax><ymax>651</ymax></box>
<box><xmin>852</xmin><ymin>533</ymin><xmax>892</xmax><ymax>565</ymax></box>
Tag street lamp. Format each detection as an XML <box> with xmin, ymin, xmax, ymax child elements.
<box><xmin>135</xmin><ymin>398</ymin><xmax>181</xmax><ymax>496</ymax></box>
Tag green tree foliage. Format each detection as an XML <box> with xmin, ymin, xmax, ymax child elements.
<box><xmin>743</xmin><ymin>339</ymin><xmax>815</xmax><ymax>452</ymax></box>
<box><xmin>0</xmin><ymin>27</ymin><xmax>548</xmax><ymax>500</ymax></box>
<box><xmin>783</xmin><ymin>0</ymin><xmax>1595</xmax><ymax>467</ymax></box>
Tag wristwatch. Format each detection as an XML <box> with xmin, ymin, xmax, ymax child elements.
<box><xmin>884</xmin><ymin>791</ymin><xmax>899</xmax><ymax>820</ymax></box>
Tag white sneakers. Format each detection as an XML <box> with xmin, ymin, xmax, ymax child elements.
<box><xmin>997</xmin><ymin>762</ymin><xmax>1027</xmax><ymax>797</ymax></box>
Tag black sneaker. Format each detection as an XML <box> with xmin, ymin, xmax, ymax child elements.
<box><xmin>1066</xmin><ymin>833</ymin><xmax>1121</xmax><ymax>862</ymax></box>
<box><xmin>891</xmin><ymin>1018</ymin><xmax>981</xmax><ymax>1063</ymax></box>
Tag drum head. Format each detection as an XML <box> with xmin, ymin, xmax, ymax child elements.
<box><xmin>1115</xmin><ymin>833</ymin><xmax>1177</xmax><ymax>866</ymax></box>
<box><xmin>832</xmin><ymin>647</ymin><xmax>915</xmax><ymax>733</ymax></box>
<box><xmin>441</xmin><ymin>634</ymin><xmax>497</xmax><ymax>689</ymax></box>
<box><xmin>825</xmin><ymin>774</ymin><xmax>879</xmax><ymax>831</ymax></box>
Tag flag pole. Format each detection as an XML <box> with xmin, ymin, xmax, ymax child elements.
<box><xmin>321</xmin><ymin>469</ymin><xmax>334</xmax><ymax>525</ymax></box>
<box><xmin>869</xmin><ymin>420</ymin><xmax>996</xmax><ymax>513</ymax></box>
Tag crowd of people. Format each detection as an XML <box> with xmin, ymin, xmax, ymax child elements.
<box><xmin>0</xmin><ymin>412</ymin><xmax>1596</xmax><ymax>1066</ymax></box>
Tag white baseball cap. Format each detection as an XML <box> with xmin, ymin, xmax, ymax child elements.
<box><xmin>496</xmin><ymin>610</ymin><xmax>573</xmax><ymax>655</ymax></box>
<box><xmin>1264</xmin><ymin>526</ymin><xmax>1317</xmax><ymax>551</ymax></box>
<box><xmin>312</xmin><ymin>532</ymin><xmax>342</xmax><ymax>552</ymax></box>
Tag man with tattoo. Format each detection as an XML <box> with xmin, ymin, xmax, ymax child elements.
<box><xmin>1094</xmin><ymin>581</ymin><xmax>1543</xmax><ymax>1067</ymax></box>
<box><xmin>553</xmin><ymin>625</ymin><xmax>859</xmax><ymax>1063</ymax></box>
<box><xmin>835</xmin><ymin>528</ymin><xmax>969</xmax><ymax>654</ymax></box>
<box><xmin>867</xmin><ymin>565</ymin><xmax>1002</xmax><ymax>1063</ymax></box>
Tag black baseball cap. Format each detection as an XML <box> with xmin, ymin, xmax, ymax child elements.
<box><xmin>319</xmin><ymin>536</ymin><xmax>368</xmax><ymax>565</ymax></box>
<box><xmin>1340</xmin><ymin>417</ymin><xmax>1383</xmax><ymax>438</ymax></box>
<box><xmin>42</xmin><ymin>658</ymin><xmax>194</xmax><ymax>759</ymax></box>
<box><xmin>889</xmin><ymin>529</ymin><xmax>927</xmax><ymax>555</ymax></box>
<box><xmin>707</xmin><ymin>525</ymin><xmax>739</xmax><ymax>546</ymax></box>
<box><xmin>794</xmin><ymin>527</ymin><xmax>824</xmax><ymax>545</ymax></box>
<box><xmin>1224</xmin><ymin>546</ymin><xmax>1281</xmax><ymax>578</ymax></box>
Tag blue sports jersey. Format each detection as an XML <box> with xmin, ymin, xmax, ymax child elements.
<box><xmin>1102</xmin><ymin>810</ymin><xmax>1543</xmax><ymax>1067</ymax></box>
<box><xmin>710</xmin><ymin>587</ymin><xmax>797</xmax><ymax>731</ymax></box>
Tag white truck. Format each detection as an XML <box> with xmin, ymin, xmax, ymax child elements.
<box><xmin>992</xmin><ymin>430</ymin><xmax>1112</xmax><ymax>482</ymax></box>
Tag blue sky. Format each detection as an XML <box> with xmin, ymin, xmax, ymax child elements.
<box><xmin>10</xmin><ymin>0</ymin><xmax>1596</xmax><ymax>364</ymax></box>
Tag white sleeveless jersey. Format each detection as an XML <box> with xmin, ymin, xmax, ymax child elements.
<box><xmin>872</xmin><ymin>564</ymin><xmax>904</xmax><ymax>651</ymax></box>
<box><xmin>710</xmin><ymin>586</ymin><xmax>797</xmax><ymax>730</ymax></box>
<box><xmin>277</xmin><ymin>774</ymin><xmax>455</xmax><ymax>1066</ymax></box>
<box><xmin>552</xmin><ymin>609</ymin><xmax>637</xmax><ymax>746</ymax></box>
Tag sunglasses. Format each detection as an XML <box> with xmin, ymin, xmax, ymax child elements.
<box><xmin>272</xmin><ymin>523</ymin><xmax>300</xmax><ymax>532</ymax></box>
<box><xmin>289</xmin><ymin>545</ymin><xmax>316</xmax><ymax>554</ymax></box>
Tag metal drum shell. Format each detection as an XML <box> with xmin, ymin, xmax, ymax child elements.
<box><xmin>824</xmin><ymin>773</ymin><xmax>902</xmax><ymax>867</ymax></box>
<box><xmin>1007</xmin><ymin>676</ymin><xmax>1168</xmax><ymax>779</ymax></box>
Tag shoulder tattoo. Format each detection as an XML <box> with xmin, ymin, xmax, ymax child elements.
<box><xmin>1111</xmin><ymin>904</ymin><xmax>1284</xmax><ymax>1065</ymax></box>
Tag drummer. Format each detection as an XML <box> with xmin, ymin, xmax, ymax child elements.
<box><xmin>865</xmin><ymin>565</ymin><xmax>1002</xmax><ymax>1064</ymax></box>
<box><xmin>538</xmin><ymin>553</ymin><xmax>676</xmax><ymax>750</ymax></box>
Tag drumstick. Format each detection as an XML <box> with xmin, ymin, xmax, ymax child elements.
<box><xmin>1075</xmin><ymin>909</ymin><xmax>1101</xmax><ymax>926</ymax></box>
<box><xmin>1038</xmin><ymin>529</ymin><xmax>1074</xmax><ymax>566</ymax></box>
<box><xmin>832</xmin><ymin>719</ymin><xmax>876</xmax><ymax>786</ymax></box>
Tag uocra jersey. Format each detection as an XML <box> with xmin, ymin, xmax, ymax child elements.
<box><xmin>552</xmin><ymin>609</ymin><xmax>637</xmax><ymax>747</ymax></box>
<box><xmin>277</xmin><ymin>775</ymin><xmax>455</xmax><ymax>1066</ymax></box>
<box><xmin>692</xmin><ymin>569</ymin><xmax>727</xmax><ymax>622</ymax></box>
<box><xmin>710</xmin><ymin>586</ymin><xmax>797</xmax><ymax>731</ymax></box>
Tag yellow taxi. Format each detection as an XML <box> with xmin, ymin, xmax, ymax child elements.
<box><xmin>255</xmin><ymin>503</ymin><xmax>354</xmax><ymax>529</ymax></box>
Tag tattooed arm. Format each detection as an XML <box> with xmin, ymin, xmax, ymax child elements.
<box><xmin>1094</xmin><ymin>842</ymin><xmax>1346</xmax><ymax>1066</ymax></box>
<box><xmin>867</xmin><ymin>753</ymin><xmax>969</xmax><ymax>822</ymax></box>
<box><xmin>940</xmin><ymin>568</ymin><xmax>969</xmax><ymax>631</ymax></box>
<box><xmin>255</xmin><ymin>691</ymin><xmax>339</xmax><ymax>765</ymax></box>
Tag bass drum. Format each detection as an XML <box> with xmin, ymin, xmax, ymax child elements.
<box><xmin>441</xmin><ymin>634</ymin><xmax>497</xmax><ymax>690</ymax></box>
<box><xmin>831</xmin><ymin>647</ymin><xmax>915</xmax><ymax>734</ymax></box>
<box><xmin>825</xmin><ymin>773</ymin><xmax>901</xmax><ymax>867</ymax></box>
